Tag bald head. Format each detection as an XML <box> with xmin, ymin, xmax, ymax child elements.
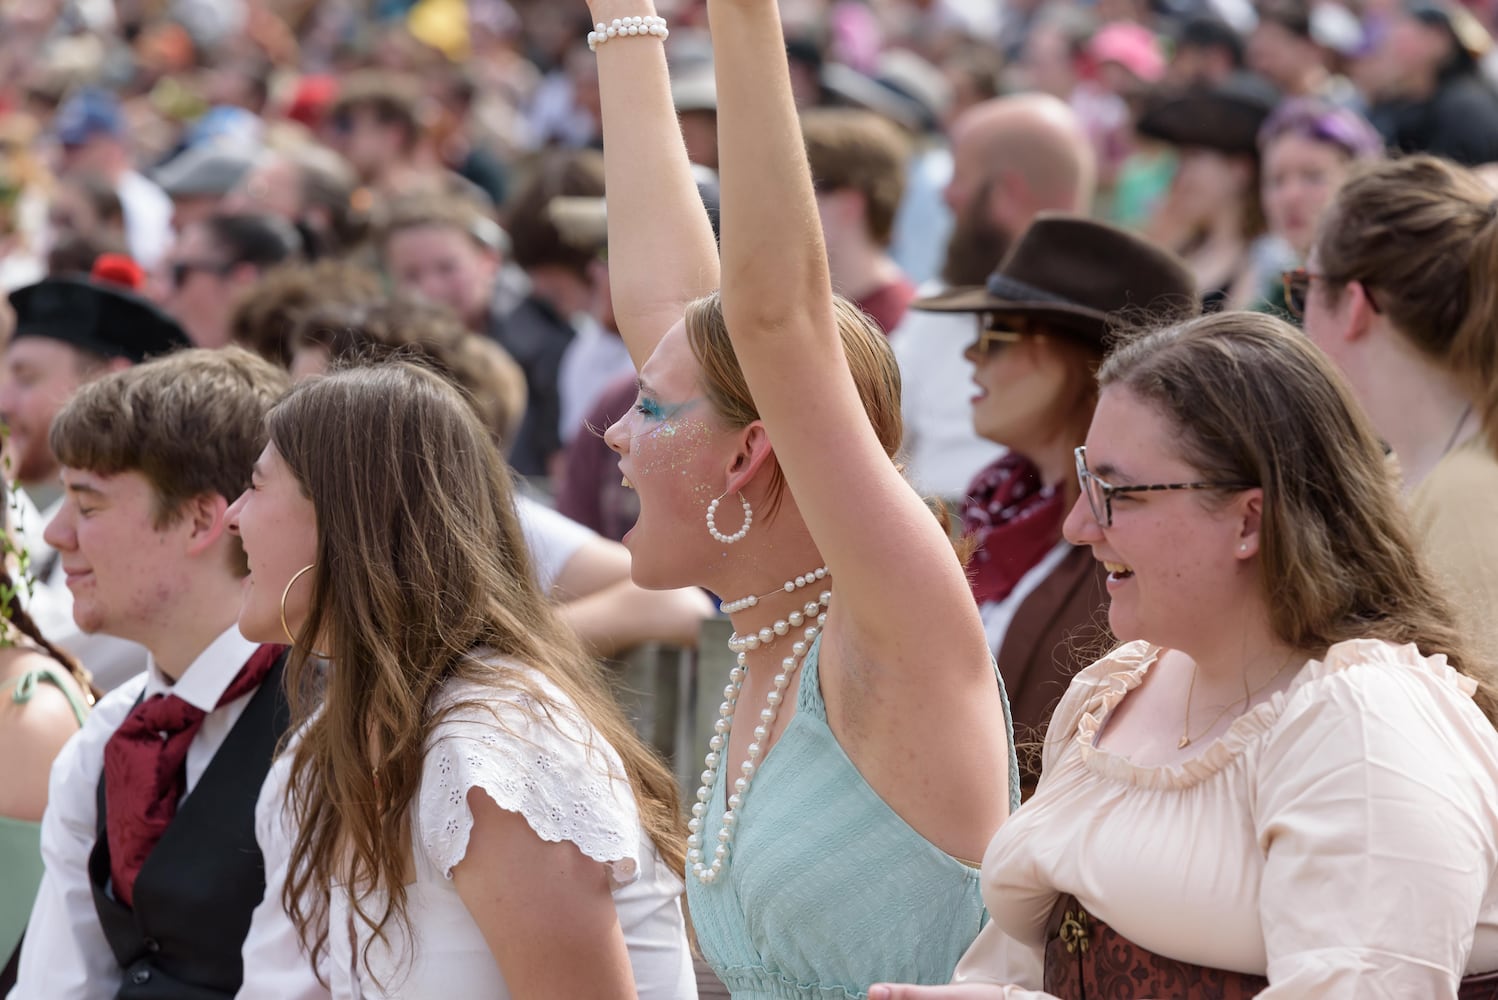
<box><xmin>945</xmin><ymin>94</ymin><xmax>1097</xmax><ymax>239</ymax></box>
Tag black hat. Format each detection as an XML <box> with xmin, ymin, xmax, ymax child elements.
<box><xmin>8</xmin><ymin>277</ymin><xmax>190</xmax><ymax>364</ymax></box>
<box><xmin>1136</xmin><ymin>72</ymin><xmax>1280</xmax><ymax>157</ymax></box>
<box><xmin>913</xmin><ymin>214</ymin><xmax>1199</xmax><ymax>350</ymax></box>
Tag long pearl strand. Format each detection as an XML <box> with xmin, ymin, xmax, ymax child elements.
<box><xmin>719</xmin><ymin>566</ymin><xmax>828</xmax><ymax>615</ymax></box>
<box><xmin>689</xmin><ymin>586</ymin><xmax>832</xmax><ymax>885</ymax></box>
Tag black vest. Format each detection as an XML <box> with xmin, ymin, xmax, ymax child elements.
<box><xmin>87</xmin><ymin>651</ymin><xmax>290</xmax><ymax>1000</ymax></box>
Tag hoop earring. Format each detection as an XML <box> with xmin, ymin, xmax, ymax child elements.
<box><xmin>706</xmin><ymin>491</ymin><xmax>752</xmax><ymax>545</ymax></box>
<box><xmin>280</xmin><ymin>564</ymin><xmax>329</xmax><ymax>658</ymax></box>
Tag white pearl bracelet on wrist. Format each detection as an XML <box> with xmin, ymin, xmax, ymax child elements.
<box><xmin>588</xmin><ymin>15</ymin><xmax>669</xmax><ymax>51</ymax></box>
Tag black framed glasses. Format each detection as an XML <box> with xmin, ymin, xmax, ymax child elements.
<box><xmin>1074</xmin><ymin>446</ymin><xmax>1256</xmax><ymax>528</ymax></box>
<box><xmin>1281</xmin><ymin>267</ymin><xmax>1380</xmax><ymax>319</ymax></box>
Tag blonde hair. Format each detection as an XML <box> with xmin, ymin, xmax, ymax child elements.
<box><xmin>684</xmin><ymin>291</ymin><xmax>902</xmax><ymax>517</ymax></box>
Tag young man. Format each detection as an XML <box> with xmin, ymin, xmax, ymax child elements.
<box><xmin>9</xmin><ymin>348</ymin><xmax>310</xmax><ymax>1000</ymax></box>
<box><xmin>2</xmin><ymin>276</ymin><xmax>191</xmax><ymax>691</ymax></box>
<box><xmin>801</xmin><ymin>108</ymin><xmax>918</xmax><ymax>335</ymax></box>
<box><xmin>162</xmin><ymin>212</ymin><xmax>301</xmax><ymax>349</ymax></box>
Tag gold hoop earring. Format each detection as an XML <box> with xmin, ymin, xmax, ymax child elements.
<box><xmin>280</xmin><ymin>564</ymin><xmax>328</xmax><ymax>658</ymax></box>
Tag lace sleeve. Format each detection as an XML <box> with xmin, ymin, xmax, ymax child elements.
<box><xmin>417</xmin><ymin>684</ymin><xmax>643</xmax><ymax>888</ymax></box>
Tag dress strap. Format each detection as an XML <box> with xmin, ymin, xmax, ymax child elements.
<box><xmin>795</xmin><ymin>633</ymin><xmax>829</xmax><ymax>720</ymax></box>
<box><xmin>992</xmin><ymin>655</ymin><xmax>1022</xmax><ymax>814</ymax></box>
<box><xmin>10</xmin><ymin>664</ymin><xmax>91</xmax><ymax>727</ymax></box>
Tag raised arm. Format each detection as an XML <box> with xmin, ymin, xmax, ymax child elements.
<box><xmin>707</xmin><ymin>0</ymin><xmax>990</xmax><ymax>674</ymax></box>
<box><xmin>590</xmin><ymin>0</ymin><xmax>721</xmax><ymax>367</ymax></box>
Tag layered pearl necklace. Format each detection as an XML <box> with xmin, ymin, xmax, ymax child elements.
<box><xmin>689</xmin><ymin>574</ymin><xmax>832</xmax><ymax>884</ymax></box>
<box><xmin>719</xmin><ymin>565</ymin><xmax>827</xmax><ymax>614</ymax></box>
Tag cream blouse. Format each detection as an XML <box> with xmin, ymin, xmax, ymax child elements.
<box><xmin>955</xmin><ymin>638</ymin><xmax>1498</xmax><ymax>999</ymax></box>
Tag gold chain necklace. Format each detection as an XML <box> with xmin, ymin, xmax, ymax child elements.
<box><xmin>1179</xmin><ymin>653</ymin><xmax>1302</xmax><ymax>749</ymax></box>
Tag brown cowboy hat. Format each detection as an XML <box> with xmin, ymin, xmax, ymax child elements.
<box><xmin>914</xmin><ymin>213</ymin><xmax>1199</xmax><ymax>349</ymax></box>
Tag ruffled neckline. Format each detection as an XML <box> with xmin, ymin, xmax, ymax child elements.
<box><xmin>1073</xmin><ymin>638</ymin><xmax>1476</xmax><ymax>790</ymax></box>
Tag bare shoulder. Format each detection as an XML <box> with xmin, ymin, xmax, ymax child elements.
<box><xmin>0</xmin><ymin>650</ymin><xmax>86</xmax><ymax>742</ymax></box>
<box><xmin>0</xmin><ymin>651</ymin><xmax>85</xmax><ymax>820</ymax></box>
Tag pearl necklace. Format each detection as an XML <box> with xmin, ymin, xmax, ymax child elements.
<box><xmin>719</xmin><ymin>565</ymin><xmax>828</xmax><ymax>614</ymax></box>
<box><xmin>727</xmin><ymin>591</ymin><xmax>832</xmax><ymax>653</ymax></box>
<box><xmin>689</xmin><ymin>595</ymin><xmax>831</xmax><ymax>884</ymax></box>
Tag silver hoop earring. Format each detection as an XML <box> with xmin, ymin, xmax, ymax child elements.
<box><xmin>706</xmin><ymin>492</ymin><xmax>752</xmax><ymax>545</ymax></box>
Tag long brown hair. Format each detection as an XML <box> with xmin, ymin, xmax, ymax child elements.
<box><xmin>274</xmin><ymin>362</ymin><xmax>685</xmax><ymax>975</ymax></box>
<box><xmin>1315</xmin><ymin>154</ymin><xmax>1498</xmax><ymax>446</ymax></box>
<box><xmin>1100</xmin><ymin>311</ymin><xmax>1498</xmax><ymax>724</ymax></box>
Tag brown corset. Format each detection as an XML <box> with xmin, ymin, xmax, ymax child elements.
<box><xmin>1043</xmin><ymin>894</ymin><xmax>1498</xmax><ymax>1000</ymax></box>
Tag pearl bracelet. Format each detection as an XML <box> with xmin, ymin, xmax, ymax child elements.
<box><xmin>588</xmin><ymin>15</ymin><xmax>669</xmax><ymax>51</ymax></box>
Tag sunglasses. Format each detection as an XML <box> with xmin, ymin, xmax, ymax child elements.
<box><xmin>171</xmin><ymin>260</ymin><xmax>233</xmax><ymax>289</ymax></box>
<box><xmin>1281</xmin><ymin>267</ymin><xmax>1381</xmax><ymax>319</ymax></box>
<box><xmin>969</xmin><ymin>318</ymin><xmax>1034</xmax><ymax>358</ymax></box>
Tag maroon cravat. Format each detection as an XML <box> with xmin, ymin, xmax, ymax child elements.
<box><xmin>101</xmin><ymin>644</ymin><xmax>285</xmax><ymax>908</ymax></box>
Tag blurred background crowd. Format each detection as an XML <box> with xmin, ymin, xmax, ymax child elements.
<box><xmin>4</xmin><ymin>0</ymin><xmax>1498</xmax><ymax>521</ymax></box>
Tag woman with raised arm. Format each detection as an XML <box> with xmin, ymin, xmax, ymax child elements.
<box><xmin>592</xmin><ymin>0</ymin><xmax>1018</xmax><ymax>996</ymax></box>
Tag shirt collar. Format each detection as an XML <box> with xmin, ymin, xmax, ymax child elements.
<box><xmin>143</xmin><ymin>627</ymin><xmax>261</xmax><ymax>712</ymax></box>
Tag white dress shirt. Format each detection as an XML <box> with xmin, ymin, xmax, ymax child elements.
<box><xmin>8</xmin><ymin>627</ymin><xmax>309</xmax><ymax>1000</ymax></box>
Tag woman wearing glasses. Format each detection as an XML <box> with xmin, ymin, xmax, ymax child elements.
<box><xmin>1296</xmin><ymin>154</ymin><xmax>1498</xmax><ymax>662</ymax></box>
<box><xmin>914</xmin><ymin>215</ymin><xmax>1195</xmax><ymax>795</ymax></box>
<box><xmin>873</xmin><ymin>310</ymin><xmax>1498</xmax><ymax>1000</ymax></box>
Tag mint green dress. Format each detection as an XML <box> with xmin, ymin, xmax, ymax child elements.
<box><xmin>1</xmin><ymin>665</ymin><xmax>91</xmax><ymax>967</ymax></box>
<box><xmin>686</xmin><ymin>636</ymin><xmax>1021</xmax><ymax>999</ymax></box>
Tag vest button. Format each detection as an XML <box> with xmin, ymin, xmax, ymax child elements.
<box><xmin>131</xmin><ymin>968</ymin><xmax>151</xmax><ymax>984</ymax></box>
<box><xmin>144</xmin><ymin>937</ymin><xmax>160</xmax><ymax>953</ymax></box>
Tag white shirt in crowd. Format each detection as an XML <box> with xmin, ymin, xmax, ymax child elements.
<box><xmin>889</xmin><ymin>284</ymin><xmax>1005</xmax><ymax>502</ymax></box>
<box><xmin>116</xmin><ymin>170</ymin><xmax>173</xmax><ymax>272</ymax></box>
<box><xmin>10</xmin><ymin>628</ymin><xmax>279</xmax><ymax>1000</ymax></box>
<box><xmin>556</xmin><ymin>317</ymin><xmax>635</xmax><ymax>445</ymax></box>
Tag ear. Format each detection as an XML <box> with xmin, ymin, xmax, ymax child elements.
<box><xmin>720</xmin><ymin>420</ymin><xmax>776</xmax><ymax>497</ymax></box>
<box><xmin>1340</xmin><ymin>280</ymin><xmax>1378</xmax><ymax>344</ymax></box>
<box><xmin>104</xmin><ymin>356</ymin><xmax>133</xmax><ymax>375</ymax></box>
<box><xmin>180</xmin><ymin>492</ymin><xmax>231</xmax><ymax>558</ymax></box>
<box><xmin>1233</xmin><ymin>488</ymin><xmax>1264</xmax><ymax>562</ymax></box>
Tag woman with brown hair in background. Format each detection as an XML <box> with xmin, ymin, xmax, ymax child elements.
<box><xmin>877</xmin><ymin>310</ymin><xmax>1498</xmax><ymax>999</ymax></box>
<box><xmin>227</xmin><ymin>362</ymin><xmax>694</xmax><ymax>997</ymax></box>
<box><xmin>1299</xmin><ymin>154</ymin><xmax>1498</xmax><ymax>657</ymax></box>
<box><xmin>914</xmin><ymin>213</ymin><xmax>1197</xmax><ymax>795</ymax></box>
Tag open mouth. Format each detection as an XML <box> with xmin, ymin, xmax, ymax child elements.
<box><xmin>1103</xmin><ymin>560</ymin><xmax>1134</xmax><ymax>582</ymax></box>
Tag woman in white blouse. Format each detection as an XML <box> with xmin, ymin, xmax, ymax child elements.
<box><xmin>875</xmin><ymin>310</ymin><xmax>1498</xmax><ymax>1000</ymax></box>
<box><xmin>226</xmin><ymin>361</ymin><xmax>694</xmax><ymax>998</ymax></box>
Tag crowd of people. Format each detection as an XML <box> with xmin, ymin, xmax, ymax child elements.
<box><xmin>5</xmin><ymin>0</ymin><xmax>1498</xmax><ymax>997</ymax></box>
